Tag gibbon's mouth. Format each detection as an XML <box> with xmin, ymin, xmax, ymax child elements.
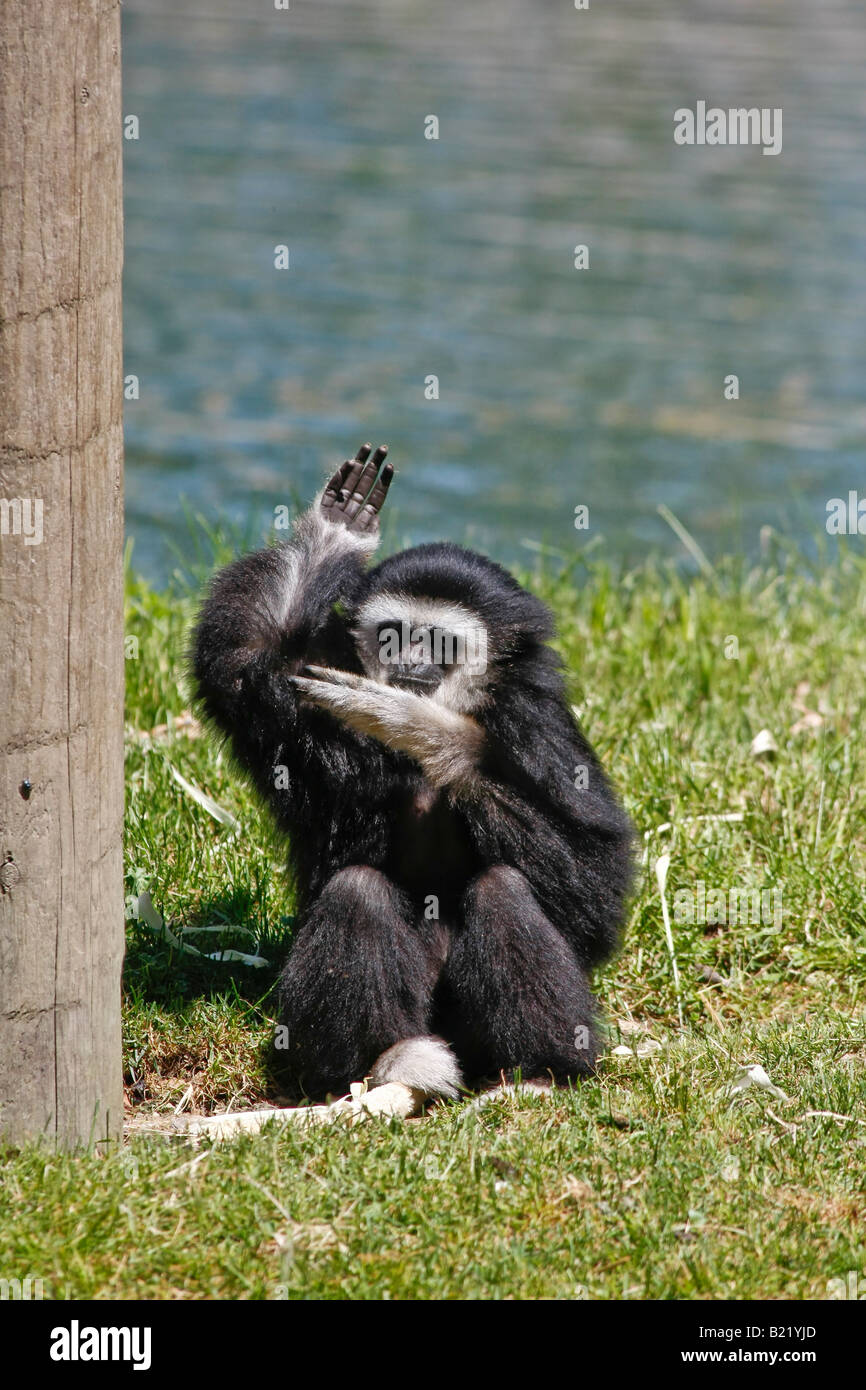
<box><xmin>388</xmin><ymin>666</ymin><xmax>444</xmax><ymax>692</ymax></box>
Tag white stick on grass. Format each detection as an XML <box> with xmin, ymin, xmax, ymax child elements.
<box><xmin>166</xmin><ymin>1081</ymin><xmax>423</xmax><ymax>1143</ymax></box>
<box><xmin>654</xmin><ymin>853</ymin><xmax>683</xmax><ymax>1029</ymax></box>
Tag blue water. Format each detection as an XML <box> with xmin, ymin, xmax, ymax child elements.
<box><xmin>122</xmin><ymin>0</ymin><xmax>866</xmax><ymax>581</ymax></box>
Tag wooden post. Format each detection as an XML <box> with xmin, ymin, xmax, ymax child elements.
<box><xmin>0</xmin><ymin>2</ymin><xmax>125</xmax><ymax>1146</ymax></box>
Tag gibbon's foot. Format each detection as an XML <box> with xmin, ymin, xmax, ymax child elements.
<box><xmin>368</xmin><ymin>1036</ymin><xmax>463</xmax><ymax>1102</ymax></box>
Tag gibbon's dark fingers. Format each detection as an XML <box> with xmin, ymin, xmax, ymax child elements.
<box><xmin>320</xmin><ymin>442</ymin><xmax>373</xmax><ymax>518</ymax></box>
<box><xmin>340</xmin><ymin>457</ymin><xmax>379</xmax><ymax>517</ymax></box>
<box><xmin>320</xmin><ymin>457</ymin><xmax>355</xmax><ymax>513</ymax></box>
<box><xmin>340</xmin><ymin>441</ymin><xmax>373</xmax><ymax>489</ymax></box>
<box><xmin>324</xmin><ymin>440</ymin><xmax>372</xmax><ymax>497</ymax></box>
<box><xmin>354</xmin><ymin>460</ymin><xmax>394</xmax><ymax>532</ymax></box>
<box><xmin>339</xmin><ymin>444</ymin><xmax>388</xmax><ymax>522</ymax></box>
<box><xmin>320</xmin><ymin>443</ymin><xmax>391</xmax><ymax>529</ymax></box>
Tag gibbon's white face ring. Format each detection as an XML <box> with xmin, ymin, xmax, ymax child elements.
<box><xmin>352</xmin><ymin>593</ymin><xmax>491</xmax><ymax>713</ymax></box>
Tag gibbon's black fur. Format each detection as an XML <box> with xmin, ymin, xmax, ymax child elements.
<box><xmin>192</xmin><ymin>445</ymin><xmax>633</xmax><ymax>1100</ymax></box>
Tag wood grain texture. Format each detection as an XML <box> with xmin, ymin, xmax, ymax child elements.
<box><xmin>0</xmin><ymin>1</ymin><xmax>124</xmax><ymax>1146</ymax></box>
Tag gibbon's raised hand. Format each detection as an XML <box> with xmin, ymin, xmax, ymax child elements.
<box><xmin>320</xmin><ymin>442</ymin><xmax>393</xmax><ymax>533</ymax></box>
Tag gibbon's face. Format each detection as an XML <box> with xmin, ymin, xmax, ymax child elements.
<box><xmin>352</xmin><ymin>593</ymin><xmax>490</xmax><ymax>712</ymax></box>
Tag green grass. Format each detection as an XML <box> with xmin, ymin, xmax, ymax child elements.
<box><xmin>1</xmin><ymin>522</ymin><xmax>865</xmax><ymax>1299</ymax></box>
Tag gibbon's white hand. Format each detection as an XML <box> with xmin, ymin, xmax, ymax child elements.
<box><xmin>291</xmin><ymin>666</ymin><xmax>429</xmax><ymax>738</ymax></box>
<box><xmin>290</xmin><ymin>665</ymin><xmax>482</xmax><ymax>792</ymax></box>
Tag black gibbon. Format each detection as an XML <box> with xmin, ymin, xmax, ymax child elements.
<box><xmin>192</xmin><ymin>444</ymin><xmax>633</xmax><ymax>1101</ymax></box>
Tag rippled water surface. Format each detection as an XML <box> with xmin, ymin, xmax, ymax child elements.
<box><xmin>123</xmin><ymin>0</ymin><xmax>866</xmax><ymax>579</ymax></box>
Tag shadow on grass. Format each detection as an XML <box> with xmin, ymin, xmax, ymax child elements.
<box><xmin>122</xmin><ymin>891</ymin><xmax>302</xmax><ymax>1105</ymax></box>
<box><xmin>123</xmin><ymin>895</ymin><xmax>295</xmax><ymax>1011</ymax></box>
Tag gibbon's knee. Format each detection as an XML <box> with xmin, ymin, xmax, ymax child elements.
<box><xmin>445</xmin><ymin>865</ymin><xmax>601</xmax><ymax>1084</ymax></box>
<box><xmin>317</xmin><ymin>864</ymin><xmax>400</xmax><ymax>919</ymax></box>
<box><xmin>464</xmin><ymin>864</ymin><xmax>530</xmax><ymax>913</ymax></box>
<box><xmin>277</xmin><ymin>865</ymin><xmax>445</xmax><ymax>1099</ymax></box>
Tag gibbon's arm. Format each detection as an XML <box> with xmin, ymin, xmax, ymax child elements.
<box><xmin>290</xmin><ymin>667</ymin><xmax>485</xmax><ymax>795</ymax></box>
<box><xmin>288</xmin><ymin>660</ymin><xmax>625</xmax><ymax>834</ymax></box>
<box><xmin>192</xmin><ymin>445</ymin><xmax>392</xmax><ymax>752</ymax></box>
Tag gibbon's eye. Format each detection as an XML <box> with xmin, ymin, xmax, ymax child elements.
<box><xmin>434</xmin><ymin>630</ymin><xmax>458</xmax><ymax>668</ymax></box>
<box><xmin>409</xmin><ymin>625</ymin><xmax>431</xmax><ymax>656</ymax></box>
<box><xmin>414</xmin><ymin>627</ymin><xmax>459</xmax><ymax>669</ymax></box>
<box><xmin>376</xmin><ymin>621</ymin><xmax>402</xmax><ymax>664</ymax></box>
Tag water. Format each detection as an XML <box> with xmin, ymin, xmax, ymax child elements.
<box><xmin>122</xmin><ymin>0</ymin><xmax>866</xmax><ymax>581</ymax></box>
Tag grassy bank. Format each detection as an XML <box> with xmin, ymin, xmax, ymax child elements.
<box><xmin>1</xmin><ymin>527</ymin><xmax>864</xmax><ymax>1299</ymax></box>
